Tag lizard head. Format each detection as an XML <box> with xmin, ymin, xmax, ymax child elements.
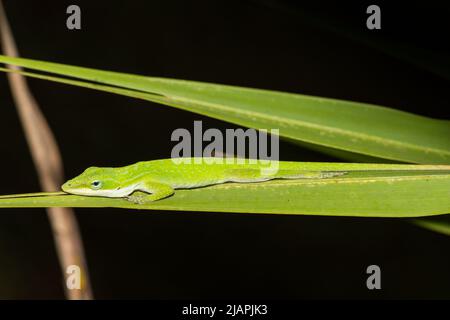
<box><xmin>62</xmin><ymin>166</ymin><xmax>124</xmax><ymax>197</ymax></box>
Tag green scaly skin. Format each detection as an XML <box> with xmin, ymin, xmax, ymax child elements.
<box><xmin>61</xmin><ymin>157</ymin><xmax>448</xmax><ymax>203</ymax></box>
<box><xmin>61</xmin><ymin>157</ymin><xmax>346</xmax><ymax>203</ymax></box>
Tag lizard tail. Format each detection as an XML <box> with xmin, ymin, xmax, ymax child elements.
<box><xmin>275</xmin><ymin>170</ymin><xmax>347</xmax><ymax>179</ymax></box>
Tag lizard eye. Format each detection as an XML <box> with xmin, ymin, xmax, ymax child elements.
<box><xmin>91</xmin><ymin>180</ymin><xmax>103</xmax><ymax>190</ymax></box>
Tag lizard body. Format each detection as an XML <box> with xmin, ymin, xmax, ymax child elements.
<box><xmin>61</xmin><ymin>157</ymin><xmax>345</xmax><ymax>203</ymax></box>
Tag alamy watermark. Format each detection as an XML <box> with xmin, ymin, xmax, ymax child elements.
<box><xmin>66</xmin><ymin>264</ymin><xmax>81</xmax><ymax>290</ymax></box>
<box><xmin>171</xmin><ymin>121</ymin><xmax>280</xmax><ymax>170</ymax></box>
<box><xmin>366</xmin><ymin>264</ymin><xmax>381</xmax><ymax>290</ymax></box>
<box><xmin>66</xmin><ymin>5</ymin><xmax>81</xmax><ymax>30</ymax></box>
<box><xmin>366</xmin><ymin>5</ymin><xmax>381</xmax><ymax>30</ymax></box>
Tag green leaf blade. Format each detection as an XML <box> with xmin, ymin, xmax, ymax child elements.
<box><xmin>0</xmin><ymin>55</ymin><xmax>448</xmax><ymax>164</ymax></box>
<box><xmin>1</xmin><ymin>172</ymin><xmax>449</xmax><ymax>217</ymax></box>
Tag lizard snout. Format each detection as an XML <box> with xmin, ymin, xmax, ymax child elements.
<box><xmin>61</xmin><ymin>181</ymin><xmax>73</xmax><ymax>192</ymax></box>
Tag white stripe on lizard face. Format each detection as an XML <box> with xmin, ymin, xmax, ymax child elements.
<box><xmin>69</xmin><ymin>183</ymin><xmax>141</xmax><ymax>197</ymax></box>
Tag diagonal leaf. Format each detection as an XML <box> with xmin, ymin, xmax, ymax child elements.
<box><xmin>0</xmin><ymin>55</ymin><xmax>448</xmax><ymax>164</ymax></box>
<box><xmin>412</xmin><ymin>217</ymin><xmax>450</xmax><ymax>236</ymax></box>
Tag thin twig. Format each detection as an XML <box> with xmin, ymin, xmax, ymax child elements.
<box><xmin>0</xmin><ymin>1</ymin><xmax>93</xmax><ymax>299</ymax></box>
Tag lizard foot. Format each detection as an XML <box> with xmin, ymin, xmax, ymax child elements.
<box><xmin>127</xmin><ymin>191</ymin><xmax>153</xmax><ymax>204</ymax></box>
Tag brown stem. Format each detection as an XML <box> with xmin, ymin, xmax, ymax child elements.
<box><xmin>0</xmin><ymin>1</ymin><xmax>93</xmax><ymax>300</ymax></box>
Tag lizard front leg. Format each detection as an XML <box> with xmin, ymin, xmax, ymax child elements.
<box><xmin>127</xmin><ymin>180</ymin><xmax>175</xmax><ymax>204</ymax></box>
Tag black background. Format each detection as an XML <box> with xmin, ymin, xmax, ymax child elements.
<box><xmin>0</xmin><ymin>0</ymin><xmax>449</xmax><ymax>299</ymax></box>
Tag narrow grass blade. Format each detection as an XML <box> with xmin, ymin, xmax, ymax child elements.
<box><xmin>0</xmin><ymin>191</ymin><xmax>66</xmax><ymax>199</ymax></box>
<box><xmin>412</xmin><ymin>218</ymin><xmax>450</xmax><ymax>236</ymax></box>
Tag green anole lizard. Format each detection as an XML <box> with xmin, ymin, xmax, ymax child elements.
<box><xmin>61</xmin><ymin>158</ymin><xmax>447</xmax><ymax>204</ymax></box>
<box><xmin>61</xmin><ymin>157</ymin><xmax>348</xmax><ymax>203</ymax></box>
